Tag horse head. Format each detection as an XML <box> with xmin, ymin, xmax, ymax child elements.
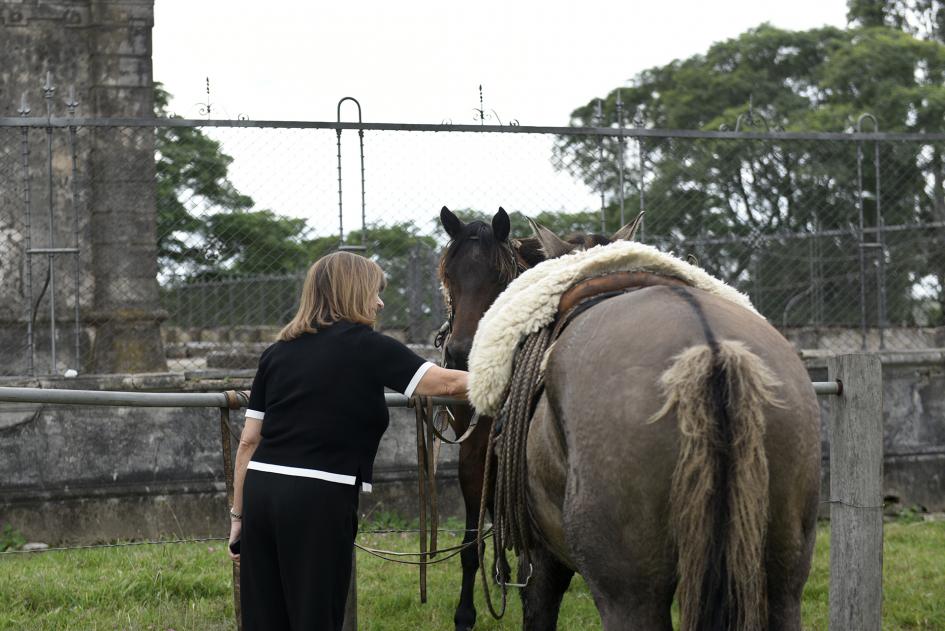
<box><xmin>438</xmin><ymin>206</ymin><xmax>520</xmax><ymax>369</ymax></box>
<box><xmin>527</xmin><ymin>211</ymin><xmax>645</xmax><ymax>260</ymax></box>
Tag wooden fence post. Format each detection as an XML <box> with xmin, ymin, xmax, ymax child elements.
<box><xmin>218</xmin><ymin>406</ymin><xmax>242</xmax><ymax>631</ymax></box>
<box><xmin>827</xmin><ymin>353</ymin><xmax>883</xmax><ymax>631</ymax></box>
<box><xmin>342</xmin><ymin>550</ymin><xmax>357</xmax><ymax>631</ymax></box>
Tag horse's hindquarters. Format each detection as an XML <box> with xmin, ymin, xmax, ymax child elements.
<box><xmin>525</xmin><ymin>395</ymin><xmax>576</xmax><ymax>569</ymax></box>
<box><xmin>526</xmin><ymin>286</ymin><xmax>821</xmax><ymax>630</ymax></box>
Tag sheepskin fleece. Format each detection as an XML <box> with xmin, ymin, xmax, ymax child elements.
<box><xmin>467</xmin><ymin>240</ymin><xmax>759</xmax><ymax>415</ymax></box>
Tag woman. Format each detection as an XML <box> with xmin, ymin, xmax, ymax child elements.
<box><xmin>227</xmin><ymin>251</ymin><xmax>468</xmax><ymax>630</ymax></box>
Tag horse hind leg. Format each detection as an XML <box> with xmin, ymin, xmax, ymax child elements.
<box><xmin>766</xmin><ymin>486</ymin><xmax>819</xmax><ymax>631</ymax></box>
<box><xmin>580</xmin><ymin>562</ymin><xmax>675</xmax><ymax>631</ymax></box>
<box><xmin>561</xmin><ymin>478</ymin><xmax>676</xmax><ymax>631</ymax></box>
<box><xmin>519</xmin><ymin>544</ymin><xmax>574</xmax><ymax>631</ymax></box>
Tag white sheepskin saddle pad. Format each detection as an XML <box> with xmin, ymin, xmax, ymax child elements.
<box><xmin>467</xmin><ymin>240</ymin><xmax>758</xmax><ymax>416</ymax></box>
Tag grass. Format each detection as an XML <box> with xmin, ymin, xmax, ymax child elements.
<box><xmin>0</xmin><ymin>519</ymin><xmax>943</xmax><ymax>630</ymax></box>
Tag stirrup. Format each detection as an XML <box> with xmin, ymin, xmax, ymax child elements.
<box><xmin>495</xmin><ymin>562</ymin><xmax>533</xmax><ymax>588</ymax></box>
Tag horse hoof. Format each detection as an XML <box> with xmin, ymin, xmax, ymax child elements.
<box><xmin>454</xmin><ymin>618</ymin><xmax>475</xmax><ymax>631</ymax></box>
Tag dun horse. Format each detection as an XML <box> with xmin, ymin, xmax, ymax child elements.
<box><xmin>438</xmin><ymin>207</ymin><xmax>821</xmax><ymax>631</ymax></box>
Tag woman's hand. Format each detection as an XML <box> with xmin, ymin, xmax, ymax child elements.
<box><xmin>227</xmin><ymin>519</ymin><xmax>242</xmax><ymax>562</ymax></box>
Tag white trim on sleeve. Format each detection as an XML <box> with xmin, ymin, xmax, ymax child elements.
<box><xmin>245</xmin><ymin>409</ymin><xmax>265</xmax><ymax>420</ymax></box>
<box><xmin>403</xmin><ymin>361</ymin><xmax>435</xmax><ymax>398</ymax></box>
<box><xmin>360</xmin><ymin>482</ymin><xmax>373</xmax><ymax>493</ymax></box>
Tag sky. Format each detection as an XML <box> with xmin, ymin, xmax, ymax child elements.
<box><xmin>153</xmin><ymin>0</ymin><xmax>850</xmax><ymax>125</ymax></box>
<box><xmin>151</xmin><ymin>0</ymin><xmax>852</xmax><ymax>238</ymax></box>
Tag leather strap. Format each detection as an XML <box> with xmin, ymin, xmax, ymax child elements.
<box><xmin>557</xmin><ymin>271</ymin><xmax>688</xmax><ymax>316</ymax></box>
<box><xmin>223</xmin><ymin>390</ymin><xmax>250</xmax><ymax>410</ymax></box>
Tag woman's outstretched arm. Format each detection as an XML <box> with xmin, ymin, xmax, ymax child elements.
<box><xmin>413</xmin><ymin>365</ymin><xmax>469</xmax><ymax>400</ymax></box>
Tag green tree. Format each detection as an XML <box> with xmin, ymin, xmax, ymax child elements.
<box><xmin>155</xmin><ymin>84</ymin><xmax>253</xmax><ymax>274</ymax></box>
<box><xmin>555</xmin><ymin>24</ymin><xmax>945</xmax><ymax>326</ymax></box>
<box><xmin>848</xmin><ymin>0</ymin><xmax>945</xmax><ymax>41</ymax></box>
<box><xmin>155</xmin><ymin>85</ymin><xmax>334</xmax><ymax>280</ymax></box>
<box><xmin>348</xmin><ymin>222</ymin><xmax>442</xmax><ymax>341</ymax></box>
<box><xmin>202</xmin><ymin>211</ymin><xmax>335</xmax><ymax>276</ymax></box>
<box><xmin>154</xmin><ymin>87</ymin><xmax>447</xmax><ymax>334</ymax></box>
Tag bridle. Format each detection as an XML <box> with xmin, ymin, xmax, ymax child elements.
<box><xmin>435</xmin><ymin>235</ymin><xmax>528</xmax><ymax>355</ymax></box>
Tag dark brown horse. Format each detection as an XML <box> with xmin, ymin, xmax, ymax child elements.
<box><xmin>437</xmin><ymin>207</ymin><xmax>641</xmax><ymax>630</ymax></box>
<box><xmin>443</xmin><ymin>214</ymin><xmax>821</xmax><ymax>630</ymax></box>
<box><xmin>437</xmin><ymin>206</ymin><xmax>516</xmax><ymax>631</ymax></box>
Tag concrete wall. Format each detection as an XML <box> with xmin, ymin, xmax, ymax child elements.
<box><xmin>807</xmin><ymin>350</ymin><xmax>945</xmax><ymax>514</ymax></box>
<box><xmin>0</xmin><ymin>347</ymin><xmax>465</xmax><ymax>544</ymax></box>
<box><xmin>1</xmin><ymin>348</ymin><xmax>943</xmax><ymax>544</ymax></box>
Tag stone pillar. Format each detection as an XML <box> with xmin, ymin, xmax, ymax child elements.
<box><xmin>0</xmin><ymin>1</ymin><xmax>95</xmax><ymax>376</ymax></box>
<box><xmin>85</xmin><ymin>0</ymin><xmax>166</xmax><ymax>373</ymax></box>
<box><xmin>0</xmin><ymin>0</ymin><xmax>165</xmax><ymax>375</ymax></box>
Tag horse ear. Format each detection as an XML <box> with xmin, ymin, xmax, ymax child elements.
<box><xmin>527</xmin><ymin>217</ymin><xmax>576</xmax><ymax>259</ymax></box>
<box><xmin>440</xmin><ymin>206</ymin><xmax>464</xmax><ymax>239</ymax></box>
<box><xmin>611</xmin><ymin>211</ymin><xmax>645</xmax><ymax>241</ymax></box>
<box><xmin>512</xmin><ymin>236</ymin><xmax>546</xmax><ymax>267</ymax></box>
<box><xmin>492</xmin><ymin>207</ymin><xmax>511</xmax><ymax>242</ymax></box>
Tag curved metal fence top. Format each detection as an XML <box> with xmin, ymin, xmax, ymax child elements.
<box><xmin>1</xmin><ymin>116</ymin><xmax>941</xmax><ymax>142</ymax></box>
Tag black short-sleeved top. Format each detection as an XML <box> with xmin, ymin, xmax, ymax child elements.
<box><xmin>245</xmin><ymin>321</ymin><xmax>433</xmax><ymax>492</ymax></box>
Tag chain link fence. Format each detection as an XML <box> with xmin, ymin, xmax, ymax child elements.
<box><xmin>1</xmin><ymin>117</ymin><xmax>943</xmax><ymax>375</ymax></box>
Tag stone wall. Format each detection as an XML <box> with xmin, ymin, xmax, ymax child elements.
<box><xmin>0</xmin><ymin>371</ymin><xmax>464</xmax><ymax>544</ymax></box>
<box><xmin>0</xmin><ymin>348</ymin><xmax>942</xmax><ymax>544</ymax></box>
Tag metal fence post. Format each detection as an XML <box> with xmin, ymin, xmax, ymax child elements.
<box><xmin>43</xmin><ymin>74</ymin><xmax>58</xmax><ymax>373</ymax></box>
<box><xmin>407</xmin><ymin>245</ymin><xmax>422</xmax><ymax>343</ymax></box>
<box><xmin>827</xmin><ymin>353</ymin><xmax>883</xmax><ymax>631</ymax></box>
<box><xmin>616</xmin><ymin>91</ymin><xmax>625</xmax><ymax>227</ymax></box>
<box><xmin>219</xmin><ymin>402</ymin><xmax>242</xmax><ymax>631</ymax></box>
<box><xmin>596</xmin><ymin>99</ymin><xmax>606</xmax><ymax>234</ymax></box>
<box><xmin>637</xmin><ymin>132</ymin><xmax>647</xmax><ymax>243</ymax></box>
<box><xmin>19</xmin><ymin>95</ymin><xmax>35</xmax><ymax>376</ymax></box>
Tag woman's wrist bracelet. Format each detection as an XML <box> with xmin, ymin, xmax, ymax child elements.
<box><xmin>229</xmin><ymin>507</ymin><xmax>243</xmax><ymax>521</ymax></box>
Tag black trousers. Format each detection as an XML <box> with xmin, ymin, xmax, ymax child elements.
<box><xmin>241</xmin><ymin>469</ymin><xmax>359</xmax><ymax>631</ymax></box>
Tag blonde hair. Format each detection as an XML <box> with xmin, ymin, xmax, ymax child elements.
<box><xmin>278</xmin><ymin>251</ymin><xmax>386</xmax><ymax>341</ymax></box>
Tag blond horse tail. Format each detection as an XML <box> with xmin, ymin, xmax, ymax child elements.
<box><xmin>651</xmin><ymin>340</ymin><xmax>780</xmax><ymax>631</ymax></box>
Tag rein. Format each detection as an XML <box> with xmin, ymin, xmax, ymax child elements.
<box><xmin>364</xmin><ymin>395</ymin><xmax>493</xmax><ymax>606</ymax></box>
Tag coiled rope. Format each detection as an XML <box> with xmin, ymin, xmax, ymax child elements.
<box><xmin>477</xmin><ymin>326</ymin><xmax>552</xmax><ymax>618</ymax></box>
